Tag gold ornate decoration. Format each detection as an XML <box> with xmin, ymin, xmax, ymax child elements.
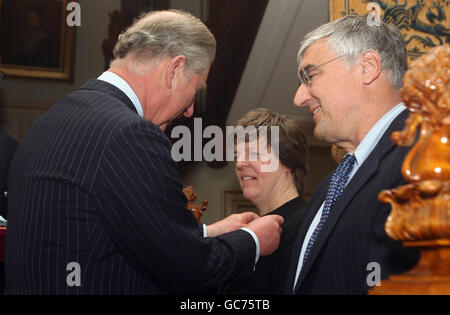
<box><xmin>183</xmin><ymin>186</ymin><xmax>208</xmax><ymax>224</ymax></box>
<box><xmin>380</xmin><ymin>45</ymin><xmax>450</xmax><ymax>243</ymax></box>
<box><xmin>371</xmin><ymin>44</ymin><xmax>450</xmax><ymax>295</ymax></box>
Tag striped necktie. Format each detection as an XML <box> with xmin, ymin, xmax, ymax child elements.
<box><xmin>302</xmin><ymin>153</ymin><xmax>356</xmax><ymax>265</ymax></box>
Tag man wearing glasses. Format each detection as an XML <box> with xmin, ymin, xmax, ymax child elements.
<box><xmin>285</xmin><ymin>15</ymin><xmax>420</xmax><ymax>294</ymax></box>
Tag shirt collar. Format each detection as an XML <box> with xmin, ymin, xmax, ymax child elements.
<box><xmin>97</xmin><ymin>71</ymin><xmax>144</xmax><ymax>118</ymax></box>
<box><xmin>353</xmin><ymin>103</ymin><xmax>407</xmax><ymax>167</ymax></box>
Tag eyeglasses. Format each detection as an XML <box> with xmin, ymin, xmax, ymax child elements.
<box><xmin>298</xmin><ymin>54</ymin><xmax>347</xmax><ymax>87</ymax></box>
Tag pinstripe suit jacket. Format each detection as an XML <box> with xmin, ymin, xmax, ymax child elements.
<box><xmin>4</xmin><ymin>79</ymin><xmax>256</xmax><ymax>295</ymax></box>
<box><xmin>285</xmin><ymin>110</ymin><xmax>420</xmax><ymax>295</ymax></box>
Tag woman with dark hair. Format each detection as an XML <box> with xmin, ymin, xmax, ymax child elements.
<box><xmin>222</xmin><ymin>108</ymin><xmax>309</xmax><ymax>294</ymax></box>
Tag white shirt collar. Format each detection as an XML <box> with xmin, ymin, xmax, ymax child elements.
<box><xmin>353</xmin><ymin>102</ymin><xmax>407</xmax><ymax>168</ymax></box>
<box><xmin>97</xmin><ymin>71</ymin><xmax>144</xmax><ymax>118</ymax></box>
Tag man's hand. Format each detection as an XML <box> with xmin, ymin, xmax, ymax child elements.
<box><xmin>246</xmin><ymin>215</ymin><xmax>284</xmax><ymax>256</ymax></box>
<box><xmin>206</xmin><ymin>212</ymin><xmax>260</xmax><ymax>237</ymax></box>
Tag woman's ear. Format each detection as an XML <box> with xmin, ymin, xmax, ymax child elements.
<box><xmin>359</xmin><ymin>50</ymin><xmax>382</xmax><ymax>85</ymax></box>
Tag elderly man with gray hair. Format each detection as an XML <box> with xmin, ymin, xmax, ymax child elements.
<box><xmin>285</xmin><ymin>15</ymin><xmax>420</xmax><ymax>294</ymax></box>
<box><xmin>5</xmin><ymin>10</ymin><xmax>283</xmax><ymax>295</ymax></box>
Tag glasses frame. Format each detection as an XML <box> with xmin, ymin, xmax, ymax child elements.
<box><xmin>298</xmin><ymin>54</ymin><xmax>347</xmax><ymax>87</ymax></box>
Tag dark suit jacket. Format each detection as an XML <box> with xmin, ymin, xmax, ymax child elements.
<box><xmin>285</xmin><ymin>110</ymin><xmax>420</xmax><ymax>295</ymax></box>
<box><xmin>5</xmin><ymin>79</ymin><xmax>256</xmax><ymax>295</ymax></box>
<box><xmin>0</xmin><ymin>131</ymin><xmax>18</xmax><ymax>218</ymax></box>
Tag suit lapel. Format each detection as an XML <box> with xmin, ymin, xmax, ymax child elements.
<box><xmin>285</xmin><ymin>178</ymin><xmax>329</xmax><ymax>293</ymax></box>
<box><xmin>77</xmin><ymin>79</ymin><xmax>138</xmax><ymax>115</ymax></box>
<box><xmin>293</xmin><ymin>109</ymin><xmax>409</xmax><ymax>293</ymax></box>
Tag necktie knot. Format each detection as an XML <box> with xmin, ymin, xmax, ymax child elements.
<box><xmin>336</xmin><ymin>154</ymin><xmax>357</xmax><ymax>178</ymax></box>
<box><xmin>331</xmin><ymin>154</ymin><xmax>356</xmax><ymax>187</ymax></box>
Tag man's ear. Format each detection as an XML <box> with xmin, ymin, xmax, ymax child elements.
<box><xmin>359</xmin><ymin>50</ymin><xmax>382</xmax><ymax>85</ymax></box>
<box><xmin>166</xmin><ymin>55</ymin><xmax>187</xmax><ymax>89</ymax></box>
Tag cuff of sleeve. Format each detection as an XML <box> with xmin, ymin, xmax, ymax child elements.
<box><xmin>203</xmin><ymin>224</ymin><xmax>208</xmax><ymax>238</ymax></box>
<box><xmin>240</xmin><ymin>227</ymin><xmax>260</xmax><ymax>267</ymax></box>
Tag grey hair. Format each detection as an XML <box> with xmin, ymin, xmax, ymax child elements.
<box><xmin>112</xmin><ymin>10</ymin><xmax>216</xmax><ymax>75</ymax></box>
<box><xmin>297</xmin><ymin>15</ymin><xmax>407</xmax><ymax>89</ymax></box>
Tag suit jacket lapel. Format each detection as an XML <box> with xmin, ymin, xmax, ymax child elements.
<box><xmin>77</xmin><ymin>79</ymin><xmax>138</xmax><ymax>115</ymax></box>
<box><xmin>285</xmin><ymin>178</ymin><xmax>329</xmax><ymax>293</ymax></box>
<box><xmin>293</xmin><ymin>109</ymin><xmax>409</xmax><ymax>293</ymax></box>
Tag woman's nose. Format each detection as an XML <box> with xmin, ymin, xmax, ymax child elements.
<box><xmin>235</xmin><ymin>159</ymin><xmax>249</xmax><ymax>170</ymax></box>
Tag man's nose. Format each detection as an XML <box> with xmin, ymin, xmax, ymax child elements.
<box><xmin>293</xmin><ymin>84</ymin><xmax>312</xmax><ymax>108</ymax></box>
